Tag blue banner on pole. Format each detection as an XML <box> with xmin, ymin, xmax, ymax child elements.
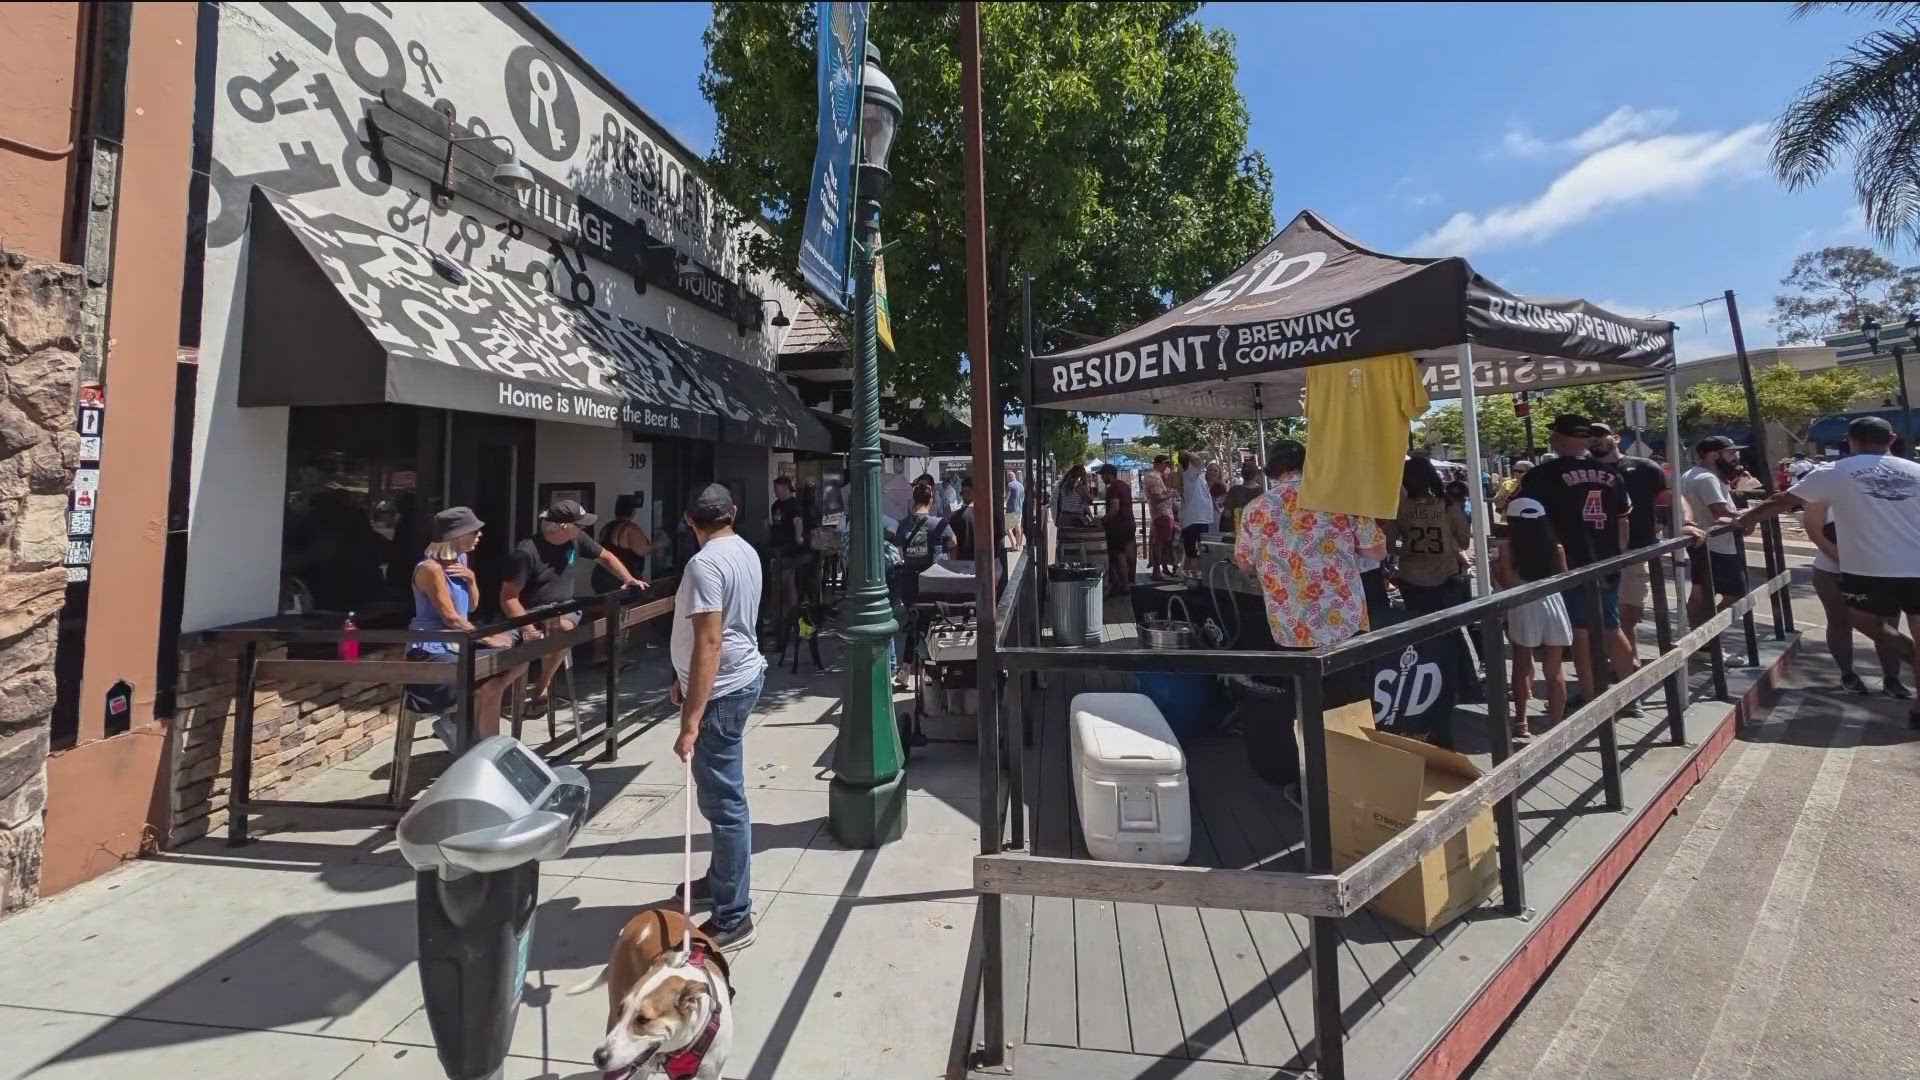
<box><xmin>798</xmin><ymin>1</ymin><xmax>868</xmax><ymax>313</ymax></box>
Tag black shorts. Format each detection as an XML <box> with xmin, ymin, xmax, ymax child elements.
<box><xmin>1839</xmin><ymin>573</ymin><xmax>1920</xmax><ymax>619</ymax></box>
<box><xmin>1104</xmin><ymin>523</ymin><xmax>1135</xmax><ymax>554</ymax></box>
<box><xmin>1181</xmin><ymin>522</ymin><xmax>1208</xmax><ymax>558</ymax></box>
<box><xmin>1688</xmin><ymin>547</ymin><xmax>1747</xmax><ymax>597</ymax></box>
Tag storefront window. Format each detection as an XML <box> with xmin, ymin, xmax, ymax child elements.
<box><xmin>281</xmin><ymin>405</ymin><xmax>445</xmax><ymax>624</ymax></box>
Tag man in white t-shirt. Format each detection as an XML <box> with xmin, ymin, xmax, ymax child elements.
<box><xmin>1679</xmin><ymin>438</ymin><xmax>1749</xmax><ymax>654</ymax></box>
<box><xmin>1179</xmin><ymin>452</ymin><xmax>1215</xmax><ymax>575</ymax></box>
<box><xmin>670</xmin><ymin>483</ymin><xmax>768</xmax><ymax>950</ymax></box>
<box><xmin>1739</xmin><ymin>416</ymin><xmax>1920</xmax><ymax>726</ymax></box>
<box><xmin>1800</xmin><ymin>477</ymin><xmax>1911</xmax><ymax>698</ymax></box>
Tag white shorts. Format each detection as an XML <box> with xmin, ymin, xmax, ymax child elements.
<box><xmin>1617</xmin><ymin>560</ymin><xmax>1650</xmax><ymax>610</ymax></box>
<box><xmin>1507</xmin><ymin>592</ymin><xmax>1574</xmax><ymax>649</ymax></box>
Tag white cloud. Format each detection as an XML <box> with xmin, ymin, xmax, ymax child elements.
<box><xmin>1414</xmin><ymin>124</ymin><xmax>1769</xmax><ymax>256</ymax></box>
<box><xmin>1501</xmin><ymin>124</ymin><xmax>1550</xmax><ymax>159</ymax></box>
<box><xmin>1500</xmin><ymin>107</ymin><xmax>1680</xmax><ymax>160</ymax></box>
<box><xmin>1566</xmin><ymin>107</ymin><xmax>1678</xmax><ymax>153</ymax></box>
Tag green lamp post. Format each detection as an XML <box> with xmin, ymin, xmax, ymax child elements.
<box><xmin>829</xmin><ymin>42</ymin><xmax>907</xmax><ymax>848</ymax></box>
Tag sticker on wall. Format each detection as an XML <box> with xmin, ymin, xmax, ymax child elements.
<box><xmin>67</xmin><ymin>510</ymin><xmax>94</xmax><ymax>537</ymax></box>
<box><xmin>72</xmin><ymin>469</ymin><xmax>100</xmax><ymax>511</ymax></box>
<box><xmin>78</xmin><ymin>435</ymin><xmax>102</xmax><ymax>461</ymax></box>
<box><xmin>105</xmin><ymin>679</ymin><xmax>133</xmax><ymax>737</ymax></box>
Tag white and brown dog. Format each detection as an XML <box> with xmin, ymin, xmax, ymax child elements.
<box><xmin>569</xmin><ymin>907</ymin><xmax>734</xmax><ymax>1080</ymax></box>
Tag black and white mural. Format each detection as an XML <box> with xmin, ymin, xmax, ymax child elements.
<box><xmin>187</xmin><ymin>2</ymin><xmax>800</xmax><ymax>629</ymax></box>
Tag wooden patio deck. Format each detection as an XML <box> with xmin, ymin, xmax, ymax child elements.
<box><xmin>969</xmin><ymin>592</ymin><xmax>1800</xmax><ymax>1079</ymax></box>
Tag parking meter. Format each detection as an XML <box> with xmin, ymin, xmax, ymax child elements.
<box><xmin>397</xmin><ymin>736</ymin><xmax>590</xmax><ymax>1080</ymax></box>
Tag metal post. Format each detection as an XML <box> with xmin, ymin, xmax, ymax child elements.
<box><xmin>1585</xmin><ymin>578</ymin><xmax>1624</xmax><ymax>812</ymax></box>
<box><xmin>1724</xmin><ymin>290</ymin><xmax>1786</xmax><ymax>635</ymax></box>
<box><xmin>1896</xmin><ymin>343</ymin><xmax>1914</xmax><ymax>459</ymax></box>
<box><xmin>1457</xmin><ymin>341</ymin><xmax>1493</xmax><ymax>595</ymax></box>
<box><xmin>455</xmin><ymin>633</ymin><xmax>477</xmax><ymax>751</ymax></box>
<box><xmin>1478</xmin><ymin>614</ymin><xmax>1526</xmax><ymax>915</ymax></box>
<box><xmin>1294</xmin><ymin>670</ymin><xmax>1345</xmax><ymax>1078</ymax></box>
<box><xmin>1664</xmin><ymin>373</ymin><xmax>1691</xmax><ymax>705</ymax></box>
<box><xmin>602</xmin><ymin>594</ymin><xmax>622</xmax><ymax>761</ymax></box>
<box><xmin>828</xmin><ymin>132</ymin><xmax>907</xmax><ymax>846</ymax></box>
<box><xmin>1763</xmin><ymin>518</ymin><xmax>1788</xmax><ymax>640</ymax></box>
<box><xmin>1649</xmin><ymin>555</ymin><xmax>1687</xmax><ymax>746</ymax></box>
<box><xmin>1253</xmin><ymin>383</ymin><xmax>1267</xmax><ymax>467</ymax></box>
<box><xmin>1700</xmin><ymin>551</ymin><xmax>1730</xmax><ymax>702</ymax></box>
<box><xmin>1735</xmin><ymin>527</ymin><xmax>1761</xmax><ymax>668</ymax></box>
<box><xmin>960</xmin><ymin>8</ymin><xmax>1005</xmax><ymax>1070</ymax></box>
<box><xmin>226</xmin><ymin>641</ymin><xmax>259</xmax><ymax>847</ymax></box>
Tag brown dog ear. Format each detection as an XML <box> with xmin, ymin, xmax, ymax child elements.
<box><xmin>676</xmin><ymin>980</ymin><xmax>711</xmax><ymax>1018</ymax></box>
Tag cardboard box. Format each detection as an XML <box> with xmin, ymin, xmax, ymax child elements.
<box><xmin>1320</xmin><ymin>701</ymin><xmax>1499</xmax><ymax>934</ymax></box>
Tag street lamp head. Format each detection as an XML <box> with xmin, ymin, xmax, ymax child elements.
<box><xmin>762</xmin><ymin>299</ymin><xmax>791</xmax><ymax>327</ymax></box>
<box><xmin>859</xmin><ymin>42</ymin><xmax>903</xmax><ymax>173</ymax></box>
<box><xmin>1863</xmin><ymin>314</ymin><xmax>1880</xmax><ymax>352</ymax></box>
<box><xmin>489</xmin><ymin>159</ymin><xmax>536</xmax><ymax>195</ymax></box>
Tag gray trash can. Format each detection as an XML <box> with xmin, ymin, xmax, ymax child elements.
<box><xmin>1048</xmin><ymin>563</ymin><xmax>1104</xmax><ymax>646</ymax></box>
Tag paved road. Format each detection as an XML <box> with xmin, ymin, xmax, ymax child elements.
<box><xmin>1471</xmin><ymin>579</ymin><xmax>1920</xmax><ymax>1080</ymax></box>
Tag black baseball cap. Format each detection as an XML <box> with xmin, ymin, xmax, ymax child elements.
<box><xmin>688</xmin><ymin>483</ymin><xmax>735</xmax><ymax>526</ymax></box>
<box><xmin>1550</xmin><ymin>414</ymin><xmax>1592</xmax><ymax>437</ymax></box>
<box><xmin>1849</xmin><ymin>415</ymin><xmax>1896</xmax><ymax>442</ymax></box>
<box><xmin>540</xmin><ymin>498</ymin><xmax>596</xmax><ymax>527</ymax></box>
<box><xmin>1695</xmin><ymin>436</ymin><xmax>1744</xmax><ymax>454</ymax></box>
<box><xmin>432</xmin><ymin>506</ymin><xmax>484</xmax><ymax>541</ymax></box>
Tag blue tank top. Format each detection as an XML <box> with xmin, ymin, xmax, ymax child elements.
<box><xmin>410</xmin><ymin>557</ymin><xmax>472</xmax><ymax>655</ymax></box>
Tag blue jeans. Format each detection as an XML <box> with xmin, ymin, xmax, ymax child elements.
<box><xmin>693</xmin><ymin>672</ymin><xmax>764</xmax><ymax>931</ymax></box>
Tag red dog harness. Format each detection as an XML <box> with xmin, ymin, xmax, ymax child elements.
<box><xmin>661</xmin><ymin>944</ymin><xmax>723</xmax><ymax>1080</ymax></box>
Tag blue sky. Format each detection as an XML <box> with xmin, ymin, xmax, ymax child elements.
<box><xmin>532</xmin><ymin>2</ymin><xmax>1903</xmax><ymax>438</ymax></box>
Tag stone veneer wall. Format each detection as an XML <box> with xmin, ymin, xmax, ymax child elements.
<box><xmin>168</xmin><ymin>640</ymin><xmax>403</xmax><ymax>844</ymax></box>
<box><xmin>0</xmin><ymin>250</ymin><xmax>83</xmax><ymax>913</ymax></box>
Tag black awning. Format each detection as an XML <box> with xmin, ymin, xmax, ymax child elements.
<box><xmin>645</xmin><ymin>331</ymin><xmax>834</xmax><ymax>453</ymax></box>
<box><xmin>810</xmin><ymin>410</ymin><xmax>931</xmax><ymax>457</ymax></box>
<box><xmin>239</xmin><ymin>187</ymin><xmax>722</xmax><ymax>440</ymax></box>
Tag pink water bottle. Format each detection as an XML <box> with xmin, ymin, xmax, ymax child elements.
<box><xmin>339</xmin><ymin>611</ymin><xmax>360</xmax><ymax>662</ymax></box>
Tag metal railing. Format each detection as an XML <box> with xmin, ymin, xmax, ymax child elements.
<box><xmin>198</xmin><ymin>580</ymin><xmax>677</xmax><ymax>846</ymax></box>
<box><xmin>969</xmin><ymin>519</ymin><xmax>1797</xmax><ymax>1078</ymax></box>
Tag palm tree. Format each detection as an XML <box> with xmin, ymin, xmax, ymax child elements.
<box><xmin>1773</xmin><ymin>2</ymin><xmax>1920</xmax><ymax>249</ymax></box>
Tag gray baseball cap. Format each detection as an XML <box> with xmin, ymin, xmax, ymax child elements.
<box><xmin>689</xmin><ymin>483</ymin><xmax>735</xmax><ymax>526</ymax></box>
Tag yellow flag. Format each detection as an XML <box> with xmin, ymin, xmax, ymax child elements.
<box><xmin>875</xmin><ymin>231</ymin><xmax>895</xmax><ymax>352</ymax></box>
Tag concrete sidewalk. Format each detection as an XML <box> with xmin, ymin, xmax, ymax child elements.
<box><xmin>1472</xmin><ymin>587</ymin><xmax>1920</xmax><ymax>1080</ymax></box>
<box><xmin>0</xmin><ymin>641</ymin><xmax>981</xmax><ymax>1080</ymax></box>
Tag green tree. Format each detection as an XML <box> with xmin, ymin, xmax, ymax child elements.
<box><xmin>1417</xmin><ymin>396</ymin><xmax>1528</xmax><ymax>457</ymax></box>
<box><xmin>1536</xmin><ymin>381</ymin><xmax>1667</xmax><ymax>435</ymax></box>
<box><xmin>701</xmin><ymin>2</ymin><xmax>1274</xmax><ymax>411</ymax></box>
<box><xmin>1773</xmin><ymin>3</ymin><xmax>1920</xmax><ymax>249</ymax></box>
<box><xmin>1042</xmin><ymin>412</ymin><xmax>1095</xmax><ymax>472</ymax></box>
<box><xmin>1684</xmin><ymin>360</ymin><xmax>1895</xmax><ymax>445</ymax></box>
<box><xmin>1768</xmin><ymin>245</ymin><xmax>1920</xmax><ymax>344</ymax></box>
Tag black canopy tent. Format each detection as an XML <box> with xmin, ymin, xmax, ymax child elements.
<box><xmin>1032</xmin><ymin>210</ymin><xmax>1677</xmax><ymax>419</ymax></box>
<box><xmin>1025</xmin><ymin>209</ymin><xmax>1686</xmax><ymax>592</ymax></box>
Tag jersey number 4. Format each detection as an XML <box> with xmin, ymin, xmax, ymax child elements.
<box><xmin>1581</xmin><ymin>490</ymin><xmax>1608</xmax><ymax>528</ymax></box>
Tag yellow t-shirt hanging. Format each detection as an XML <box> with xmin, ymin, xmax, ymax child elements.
<box><xmin>1298</xmin><ymin>352</ymin><xmax>1428</xmax><ymax>520</ymax></box>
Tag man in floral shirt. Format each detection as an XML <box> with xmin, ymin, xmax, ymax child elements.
<box><xmin>1234</xmin><ymin>439</ymin><xmax>1387</xmax><ymax>649</ymax></box>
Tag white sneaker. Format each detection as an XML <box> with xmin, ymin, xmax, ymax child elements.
<box><xmin>431</xmin><ymin>717</ymin><xmax>460</xmax><ymax>752</ymax></box>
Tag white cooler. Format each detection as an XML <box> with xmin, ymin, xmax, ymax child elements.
<box><xmin>1068</xmin><ymin>693</ymin><xmax>1191</xmax><ymax>864</ymax></box>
